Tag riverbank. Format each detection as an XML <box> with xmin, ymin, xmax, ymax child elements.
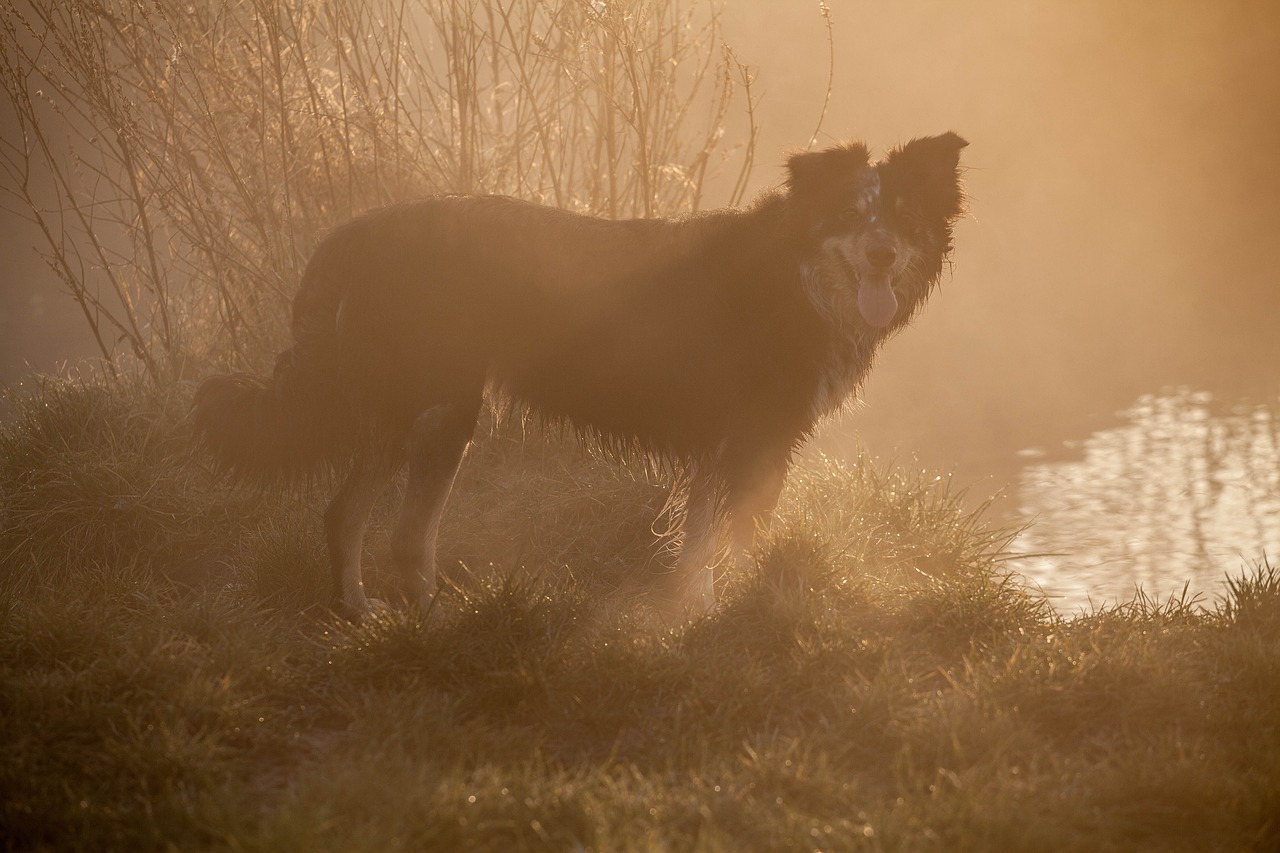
<box><xmin>3</xmin><ymin>375</ymin><xmax>1277</xmax><ymax>851</ymax></box>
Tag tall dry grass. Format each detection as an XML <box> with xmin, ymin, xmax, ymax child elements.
<box><xmin>1</xmin><ymin>0</ymin><xmax>758</xmax><ymax>381</ymax></box>
<box><xmin>3</xmin><ymin>374</ymin><xmax>1277</xmax><ymax>851</ymax></box>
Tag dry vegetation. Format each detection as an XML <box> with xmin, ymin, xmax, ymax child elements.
<box><xmin>2</xmin><ymin>377</ymin><xmax>1279</xmax><ymax>851</ymax></box>
<box><xmin>2</xmin><ymin>0</ymin><xmax>1280</xmax><ymax>850</ymax></box>
<box><xmin>1</xmin><ymin>0</ymin><xmax>756</xmax><ymax>378</ymax></box>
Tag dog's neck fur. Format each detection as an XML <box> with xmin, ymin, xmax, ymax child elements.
<box><xmin>799</xmin><ymin>262</ymin><xmax>881</xmax><ymax>420</ymax></box>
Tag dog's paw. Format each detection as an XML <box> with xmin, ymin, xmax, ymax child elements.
<box><xmin>332</xmin><ymin>595</ymin><xmax>388</xmax><ymax>623</ymax></box>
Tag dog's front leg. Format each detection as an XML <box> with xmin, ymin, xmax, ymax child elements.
<box><xmin>724</xmin><ymin>454</ymin><xmax>790</xmax><ymax>559</ymax></box>
<box><xmin>659</xmin><ymin>463</ymin><xmax>723</xmax><ymax>616</ymax></box>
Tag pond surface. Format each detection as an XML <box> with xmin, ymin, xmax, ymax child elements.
<box><xmin>1008</xmin><ymin>387</ymin><xmax>1280</xmax><ymax>613</ymax></box>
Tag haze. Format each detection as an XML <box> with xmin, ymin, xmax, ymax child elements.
<box><xmin>3</xmin><ymin>0</ymin><xmax>1278</xmax><ymax>493</ymax></box>
<box><xmin>722</xmin><ymin>2</ymin><xmax>1280</xmax><ymax>485</ymax></box>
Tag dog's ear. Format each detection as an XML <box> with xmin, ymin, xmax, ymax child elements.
<box><xmin>885</xmin><ymin>132</ymin><xmax>968</xmax><ymax>219</ymax></box>
<box><xmin>785</xmin><ymin>142</ymin><xmax>871</xmax><ymax>197</ymax></box>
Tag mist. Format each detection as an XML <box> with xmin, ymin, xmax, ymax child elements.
<box><xmin>4</xmin><ymin>4</ymin><xmax>1280</xmax><ymax>841</ymax></box>
<box><xmin>717</xmin><ymin>2</ymin><xmax>1280</xmax><ymax>486</ymax></box>
<box><xmin>9</xmin><ymin>2</ymin><xmax>1277</xmax><ymax>459</ymax></box>
<box><xmin>4</xmin><ymin>2</ymin><xmax>1279</xmax><ymax>516</ymax></box>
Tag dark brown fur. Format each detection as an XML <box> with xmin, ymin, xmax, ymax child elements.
<box><xmin>194</xmin><ymin>133</ymin><xmax>968</xmax><ymax>617</ymax></box>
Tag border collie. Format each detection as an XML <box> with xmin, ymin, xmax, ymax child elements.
<box><xmin>194</xmin><ymin>133</ymin><xmax>968</xmax><ymax>618</ymax></box>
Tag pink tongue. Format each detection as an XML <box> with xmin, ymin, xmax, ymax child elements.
<box><xmin>857</xmin><ymin>274</ymin><xmax>898</xmax><ymax>328</ymax></box>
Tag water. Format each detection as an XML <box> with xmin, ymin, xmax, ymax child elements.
<box><xmin>1010</xmin><ymin>387</ymin><xmax>1280</xmax><ymax>613</ymax></box>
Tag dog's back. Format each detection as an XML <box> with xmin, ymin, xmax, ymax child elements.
<box><xmin>276</xmin><ymin>194</ymin><xmax>832</xmax><ymax>459</ymax></box>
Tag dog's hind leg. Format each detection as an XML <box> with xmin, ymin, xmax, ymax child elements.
<box><xmin>391</xmin><ymin>399</ymin><xmax>482</xmax><ymax>613</ymax></box>
<box><xmin>326</xmin><ymin>442</ymin><xmax>404</xmax><ymax>619</ymax></box>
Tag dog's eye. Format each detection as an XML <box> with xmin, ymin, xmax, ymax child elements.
<box><xmin>840</xmin><ymin>195</ymin><xmax>870</xmax><ymax>222</ymax></box>
<box><xmin>891</xmin><ymin>195</ymin><xmax>928</xmax><ymax>233</ymax></box>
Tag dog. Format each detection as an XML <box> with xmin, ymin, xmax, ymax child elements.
<box><xmin>194</xmin><ymin>133</ymin><xmax>968</xmax><ymax>618</ymax></box>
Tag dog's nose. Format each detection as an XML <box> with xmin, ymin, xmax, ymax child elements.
<box><xmin>867</xmin><ymin>245</ymin><xmax>896</xmax><ymax>269</ymax></box>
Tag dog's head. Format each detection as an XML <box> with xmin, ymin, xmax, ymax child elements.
<box><xmin>786</xmin><ymin>133</ymin><xmax>968</xmax><ymax>330</ymax></box>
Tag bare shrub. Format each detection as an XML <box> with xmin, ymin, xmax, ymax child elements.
<box><xmin>0</xmin><ymin>0</ymin><xmax>758</xmax><ymax>379</ymax></box>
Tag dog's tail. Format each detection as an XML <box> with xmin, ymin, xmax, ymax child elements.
<box><xmin>192</xmin><ymin>360</ymin><xmax>349</xmax><ymax>484</ymax></box>
<box><xmin>194</xmin><ymin>255</ymin><xmax>358</xmax><ymax>482</ymax></box>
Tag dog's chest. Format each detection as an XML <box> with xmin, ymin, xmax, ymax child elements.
<box><xmin>808</xmin><ymin>336</ymin><xmax>872</xmax><ymax>420</ymax></box>
<box><xmin>800</xmin><ymin>266</ymin><xmax>875</xmax><ymax>419</ymax></box>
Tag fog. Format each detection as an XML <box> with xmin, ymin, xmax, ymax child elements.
<box><xmin>713</xmin><ymin>2</ymin><xmax>1280</xmax><ymax>488</ymax></box>
<box><xmin>4</xmin><ymin>0</ymin><xmax>1279</xmax><ymax>496</ymax></box>
<box><xmin>727</xmin><ymin>1</ymin><xmax>1280</xmax><ymax>606</ymax></box>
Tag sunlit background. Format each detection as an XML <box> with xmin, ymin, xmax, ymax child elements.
<box><xmin>3</xmin><ymin>0</ymin><xmax>1278</xmax><ymax>611</ymax></box>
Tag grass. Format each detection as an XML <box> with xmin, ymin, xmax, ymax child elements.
<box><xmin>3</xmin><ymin>374</ymin><xmax>1279</xmax><ymax>851</ymax></box>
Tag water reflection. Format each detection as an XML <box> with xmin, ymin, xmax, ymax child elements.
<box><xmin>1012</xmin><ymin>388</ymin><xmax>1280</xmax><ymax>613</ymax></box>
